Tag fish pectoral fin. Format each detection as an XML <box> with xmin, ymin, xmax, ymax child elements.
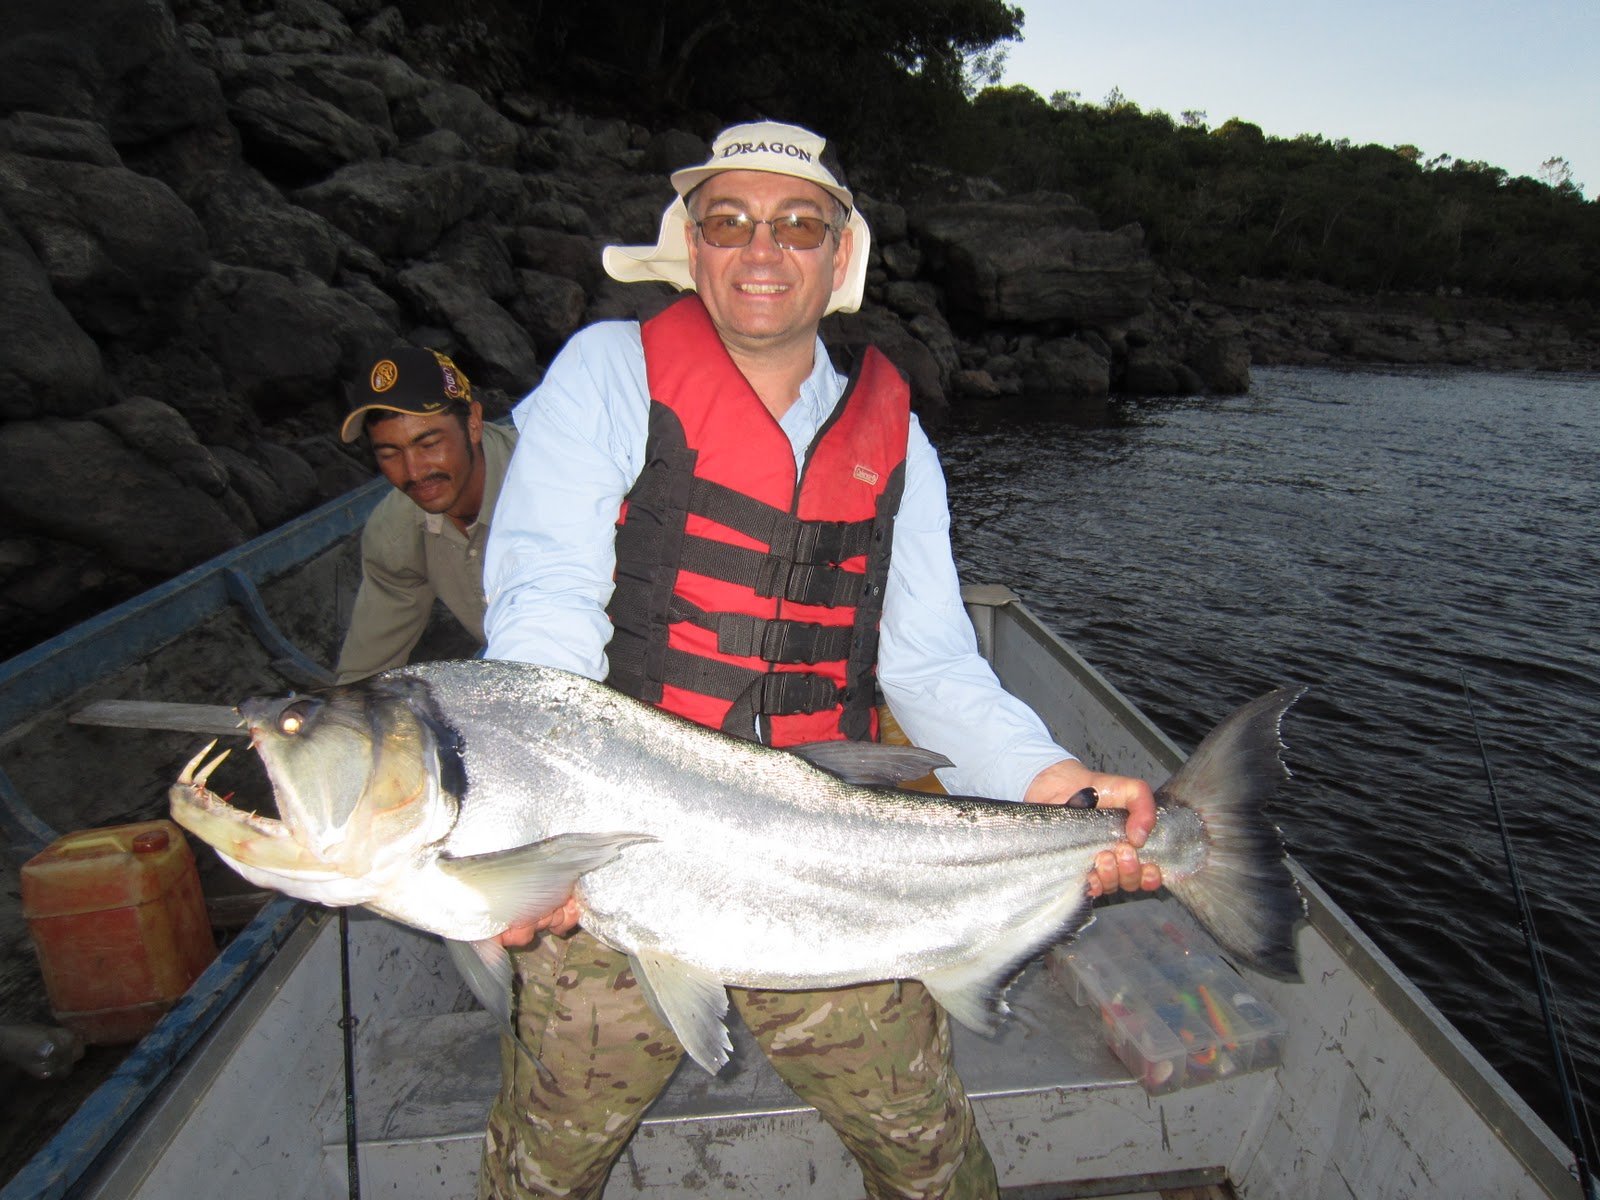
<box><xmin>627</xmin><ymin>951</ymin><xmax>732</xmax><ymax>1075</ymax></box>
<box><xmin>439</xmin><ymin>831</ymin><xmax>656</xmax><ymax>928</ymax></box>
<box><xmin>789</xmin><ymin>741</ymin><xmax>954</xmax><ymax>786</ymax></box>
<box><xmin>445</xmin><ymin>938</ymin><xmax>556</xmax><ymax>1086</ymax></box>
<box><xmin>446</xmin><ymin>937</ymin><xmax>514</xmax><ymax>1024</ymax></box>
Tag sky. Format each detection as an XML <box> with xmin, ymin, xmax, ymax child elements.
<box><xmin>998</xmin><ymin>0</ymin><xmax>1599</xmax><ymax>198</ymax></box>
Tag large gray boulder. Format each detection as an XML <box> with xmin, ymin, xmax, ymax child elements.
<box><xmin>0</xmin><ymin>149</ymin><xmax>210</xmax><ymax>337</ymax></box>
<box><xmin>0</xmin><ymin>112</ymin><xmax>122</xmax><ymax>167</ymax></box>
<box><xmin>226</xmin><ymin>81</ymin><xmax>387</xmax><ymax>179</ymax></box>
<box><xmin>394</xmin><ymin>262</ymin><xmax>541</xmax><ymax>392</ymax></box>
<box><xmin>511</xmin><ymin>270</ymin><xmax>588</xmax><ymax>356</ymax></box>
<box><xmin>197</xmin><ymin>166</ymin><xmax>342</xmax><ymax>279</ymax></box>
<box><xmin>185</xmin><ymin>263</ymin><xmax>395</xmax><ymax>415</ymax></box>
<box><xmin>393</xmin><ymin>82</ymin><xmax>519</xmax><ymax>166</ymax></box>
<box><xmin>0</xmin><ymin>207</ymin><xmax>107</xmax><ymax>420</ymax></box>
<box><xmin>92</xmin><ymin>397</ymin><xmax>233</xmax><ymax>498</ymax></box>
<box><xmin>212</xmin><ymin>441</ymin><xmax>323</xmax><ymax>529</ymax></box>
<box><xmin>293</xmin><ymin>158</ymin><xmax>476</xmax><ymax>257</ymax></box>
<box><xmin>1013</xmin><ymin>337</ymin><xmax>1112</xmax><ymax>401</ymax></box>
<box><xmin>911</xmin><ymin>194</ymin><xmax>1155</xmax><ymax>326</ymax></box>
<box><xmin>0</xmin><ymin>417</ymin><xmax>245</xmax><ymax>575</ymax></box>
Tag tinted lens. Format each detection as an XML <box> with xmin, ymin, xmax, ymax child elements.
<box><xmin>696</xmin><ymin>215</ymin><xmax>833</xmax><ymax>250</ymax></box>
<box><xmin>698</xmin><ymin>214</ymin><xmax>755</xmax><ymax>247</ymax></box>
<box><xmin>769</xmin><ymin>216</ymin><xmax>830</xmax><ymax>249</ymax></box>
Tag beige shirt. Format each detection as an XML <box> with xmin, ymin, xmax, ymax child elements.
<box><xmin>336</xmin><ymin>422</ymin><xmax>517</xmax><ymax>683</ymax></box>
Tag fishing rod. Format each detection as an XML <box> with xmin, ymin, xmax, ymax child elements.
<box><xmin>1461</xmin><ymin>673</ymin><xmax>1598</xmax><ymax>1200</ymax></box>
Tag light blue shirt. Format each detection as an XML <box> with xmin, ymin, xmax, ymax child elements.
<box><xmin>483</xmin><ymin>320</ymin><xmax>1074</xmax><ymax>801</ymax></box>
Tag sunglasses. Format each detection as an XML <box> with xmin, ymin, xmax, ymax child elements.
<box><xmin>694</xmin><ymin>213</ymin><xmax>839</xmax><ymax>251</ymax></box>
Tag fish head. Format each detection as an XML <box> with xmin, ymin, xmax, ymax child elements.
<box><xmin>171</xmin><ymin>678</ymin><xmax>460</xmax><ymax>902</ymax></box>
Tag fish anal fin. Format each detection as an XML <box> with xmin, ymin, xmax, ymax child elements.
<box><xmin>439</xmin><ymin>831</ymin><xmax>655</xmax><ymax>929</ymax></box>
<box><xmin>922</xmin><ymin>898</ymin><xmax>1097</xmax><ymax>1035</ymax></box>
<box><xmin>627</xmin><ymin>951</ymin><xmax>732</xmax><ymax>1075</ymax></box>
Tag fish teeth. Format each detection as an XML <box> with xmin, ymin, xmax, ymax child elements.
<box><xmin>178</xmin><ymin>740</ymin><xmax>232</xmax><ymax>793</ymax></box>
<box><xmin>178</xmin><ymin>740</ymin><xmax>217</xmax><ymax>786</ymax></box>
<box><xmin>194</xmin><ymin>747</ymin><xmax>232</xmax><ymax>790</ymax></box>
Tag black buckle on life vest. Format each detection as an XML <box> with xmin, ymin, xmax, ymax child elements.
<box><xmin>751</xmin><ymin>557</ymin><xmax>864</xmax><ymax>608</ymax></box>
<box><xmin>716</xmin><ymin>613</ymin><xmax>855</xmax><ymax>664</ymax></box>
<box><xmin>766</xmin><ymin>514</ymin><xmax>871</xmax><ymax>567</ymax></box>
<box><xmin>757</xmin><ymin>671</ymin><xmax>843</xmax><ymax>716</ymax></box>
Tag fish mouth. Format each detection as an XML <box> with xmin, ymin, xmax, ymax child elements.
<box><xmin>169</xmin><ymin>740</ymin><xmax>345</xmax><ymax>881</ymax></box>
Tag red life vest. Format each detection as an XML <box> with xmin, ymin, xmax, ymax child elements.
<box><xmin>605</xmin><ymin>295</ymin><xmax>909</xmax><ymax>747</ymax></box>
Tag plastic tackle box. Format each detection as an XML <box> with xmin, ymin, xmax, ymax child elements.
<box><xmin>1047</xmin><ymin>896</ymin><xmax>1287</xmax><ymax>1094</ymax></box>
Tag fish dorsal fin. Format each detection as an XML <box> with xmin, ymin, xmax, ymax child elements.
<box><xmin>438</xmin><ymin>831</ymin><xmax>656</xmax><ymax>929</ymax></box>
<box><xmin>789</xmin><ymin>742</ymin><xmax>953</xmax><ymax>786</ymax></box>
<box><xmin>920</xmin><ymin>896</ymin><xmax>1097</xmax><ymax>1035</ymax></box>
<box><xmin>627</xmin><ymin>950</ymin><xmax>733</xmax><ymax>1074</ymax></box>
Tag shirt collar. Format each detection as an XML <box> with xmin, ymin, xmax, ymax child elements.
<box><xmin>779</xmin><ymin>338</ymin><xmax>847</xmax><ymax>437</ymax></box>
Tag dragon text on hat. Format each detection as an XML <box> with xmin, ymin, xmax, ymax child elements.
<box><xmin>717</xmin><ymin>139</ymin><xmax>814</xmax><ymax>165</ymax></box>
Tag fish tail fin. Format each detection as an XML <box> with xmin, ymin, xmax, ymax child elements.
<box><xmin>1159</xmin><ymin>686</ymin><xmax>1307</xmax><ymax>979</ymax></box>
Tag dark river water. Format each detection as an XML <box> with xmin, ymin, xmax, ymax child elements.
<box><xmin>935</xmin><ymin>364</ymin><xmax>1600</xmax><ymax>1152</ymax></box>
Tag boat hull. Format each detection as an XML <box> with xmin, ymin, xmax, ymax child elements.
<box><xmin>16</xmin><ymin>586</ymin><xmax>1580</xmax><ymax>1199</ymax></box>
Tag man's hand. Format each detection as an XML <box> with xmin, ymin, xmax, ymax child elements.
<box><xmin>1025</xmin><ymin>759</ymin><xmax>1164</xmax><ymax>898</ymax></box>
<box><xmin>493</xmin><ymin>895</ymin><xmax>582</xmax><ymax>948</ymax></box>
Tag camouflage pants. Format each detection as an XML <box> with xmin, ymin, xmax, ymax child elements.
<box><xmin>476</xmin><ymin>930</ymin><xmax>997</xmax><ymax>1200</ymax></box>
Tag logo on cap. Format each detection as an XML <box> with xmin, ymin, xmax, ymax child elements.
<box><xmin>719</xmin><ymin>140</ymin><xmax>814</xmax><ymax>164</ymax></box>
<box><xmin>371</xmin><ymin>360</ymin><xmax>399</xmax><ymax>392</ymax></box>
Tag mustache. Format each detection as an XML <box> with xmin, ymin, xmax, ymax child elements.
<box><xmin>403</xmin><ymin>473</ymin><xmax>451</xmax><ymax>494</ymax></box>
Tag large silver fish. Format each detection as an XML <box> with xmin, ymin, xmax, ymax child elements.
<box><xmin>170</xmin><ymin>659</ymin><xmax>1305</xmax><ymax>1074</ymax></box>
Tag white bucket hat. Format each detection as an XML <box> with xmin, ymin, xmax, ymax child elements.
<box><xmin>602</xmin><ymin>121</ymin><xmax>871</xmax><ymax>315</ymax></box>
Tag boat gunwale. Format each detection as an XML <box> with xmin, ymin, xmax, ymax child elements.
<box><xmin>0</xmin><ymin>479</ymin><xmax>385</xmax><ymax>739</ymax></box>
<box><xmin>0</xmin><ymin>898</ymin><xmax>311</xmax><ymax>1200</ymax></box>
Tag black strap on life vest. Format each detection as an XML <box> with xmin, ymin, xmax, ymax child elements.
<box><xmin>606</xmin><ymin>403</ymin><xmax>697</xmax><ymax>704</ymax></box>
<box><xmin>667</xmin><ymin>595</ymin><xmax>857</xmax><ymax>664</ymax></box>
<box><xmin>658</xmin><ymin>646</ymin><xmax>853</xmax><ymax>715</ymax></box>
<box><xmin>688</xmin><ymin>476</ymin><xmax>875</xmax><ymax>563</ymax></box>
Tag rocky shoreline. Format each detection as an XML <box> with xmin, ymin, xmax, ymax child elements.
<box><xmin>2</xmin><ymin>0</ymin><xmax>1596</xmax><ymax>661</ymax></box>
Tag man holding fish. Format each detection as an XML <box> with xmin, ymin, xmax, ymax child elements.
<box><xmin>480</xmin><ymin>121</ymin><xmax>1164</xmax><ymax>1199</ymax></box>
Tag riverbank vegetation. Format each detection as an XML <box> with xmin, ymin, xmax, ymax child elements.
<box><xmin>417</xmin><ymin>0</ymin><xmax>1598</xmax><ymax>305</ymax></box>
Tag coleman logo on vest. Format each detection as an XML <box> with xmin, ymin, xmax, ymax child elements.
<box><xmin>853</xmin><ymin>464</ymin><xmax>880</xmax><ymax>486</ymax></box>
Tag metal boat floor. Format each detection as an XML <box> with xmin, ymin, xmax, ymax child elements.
<box><xmin>349</xmin><ymin>960</ymin><xmax>1131</xmax><ymax>1146</ymax></box>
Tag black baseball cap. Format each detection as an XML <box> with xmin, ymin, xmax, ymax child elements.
<box><xmin>340</xmin><ymin>348</ymin><xmax>474</xmax><ymax>443</ymax></box>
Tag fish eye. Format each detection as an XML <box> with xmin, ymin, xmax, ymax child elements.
<box><xmin>278</xmin><ymin>698</ymin><xmax>321</xmax><ymax>737</ymax></box>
